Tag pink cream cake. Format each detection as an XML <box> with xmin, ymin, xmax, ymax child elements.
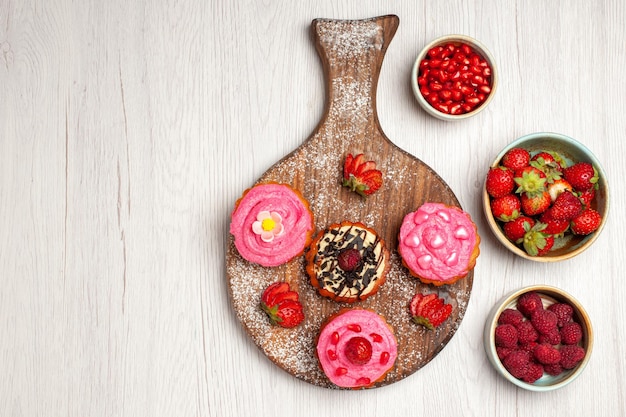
<box><xmin>398</xmin><ymin>202</ymin><xmax>480</xmax><ymax>286</ymax></box>
<box><xmin>230</xmin><ymin>183</ymin><xmax>315</xmax><ymax>267</ymax></box>
<box><xmin>316</xmin><ymin>309</ymin><xmax>397</xmax><ymax>389</ymax></box>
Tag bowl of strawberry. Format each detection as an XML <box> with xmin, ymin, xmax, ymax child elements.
<box><xmin>411</xmin><ymin>34</ymin><xmax>497</xmax><ymax>120</ymax></box>
<box><xmin>483</xmin><ymin>132</ymin><xmax>609</xmax><ymax>261</ymax></box>
<box><xmin>484</xmin><ymin>285</ymin><xmax>593</xmax><ymax>391</ymax></box>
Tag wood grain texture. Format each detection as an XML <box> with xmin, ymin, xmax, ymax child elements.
<box><xmin>1</xmin><ymin>0</ymin><xmax>625</xmax><ymax>416</ymax></box>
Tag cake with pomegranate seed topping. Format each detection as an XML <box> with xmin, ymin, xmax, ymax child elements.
<box><xmin>398</xmin><ymin>202</ymin><xmax>480</xmax><ymax>286</ymax></box>
<box><xmin>316</xmin><ymin>309</ymin><xmax>397</xmax><ymax>389</ymax></box>
<box><xmin>229</xmin><ymin>183</ymin><xmax>314</xmax><ymax>267</ymax></box>
<box><xmin>305</xmin><ymin>221</ymin><xmax>390</xmax><ymax>303</ymax></box>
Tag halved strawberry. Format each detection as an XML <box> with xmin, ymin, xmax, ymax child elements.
<box><xmin>261</xmin><ymin>282</ymin><xmax>289</xmax><ymax>307</ymax></box>
<box><xmin>409</xmin><ymin>292</ymin><xmax>452</xmax><ymax>330</ymax></box>
<box><xmin>547</xmin><ymin>178</ymin><xmax>573</xmax><ymax>202</ymax></box>
<box><xmin>342</xmin><ymin>153</ymin><xmax>383</xmax><ymax>197</ymax></box>
<box><xmin>263</xmin><ymin>299</ymin><xmax>305</xmax><ymax>328</ymax></box>
<box><xmin>260</xmin><ymin>282</ymin><xmax>305</xmax><ymax>328</ymax></box>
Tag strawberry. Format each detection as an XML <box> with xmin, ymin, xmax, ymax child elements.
<box><xmin>563</xmin><ymin>162</ymin><xmax>599</xmax><ymax>191</ymax></box>
<box><xmin>342</xmin><ymin>153</ymin><xmax>383</xmax><ymax>197</ymax></box>
<box><xmin>486</xmin><ymin>166</ymin><xmax>515</xmax><ymax>198</ymax></box>
<box><xmin>490</xmin><ymin>194</ymin><xmax>521</xmax><ymax>221</ymax></box>
<box><xmin>501</xmin><ymin>148</ymin><xmax>531</xmax><ymax>171</ymax></box>
<box><xmin>344</xmin><ymin>336</ymin><xmax>373</xmax><ymax>365</ymax></box>
<box><xmin>539</xmin><ymin>209</ymin><xmax>570</xmax><ymax>236</ymax></box>
<box><xmin>550</xmin><ymin>190</ymin><xmax>583</xmax><ymax>221</ymax></box>
<box><xmin>547</xmin><ymin>178</ymin><xmax>573</xmax><ymax>202</ymax></box>
<box><xmin>261</xmin><ymin>282</ymin><xmax>290</xmax><ymax>306</ymax></box>
<box><xmin>514</xmin><ymin>166</ymin><xmax>547</xmax><ymax>197</ymax></box>
<box><xmin>577</xmin><ymin>188</ymin><xmax>595</xmax><ymax>207</ymax></box>
<box><xmin>502</xmin><ymin>216</ymin><xmax>535</xmax><ymax>242</ymax></box>
<box><xmin>520</xmin><ymin>191</ymin><xmax>551</xmax><ymax>216</ymax></box>
<box><xmin>570</xmin><ymin>208</ymin><xmax>602</xmax><ymax>235</ymax></box>
<box><xmin>260</xmin><ymin>282</ymin><xmax>304</xmax><ymax>328</ymax></box>
<box><xmin>409</xmin><ymin>292</ymin><xmax>452</xmax><ymax>330</ymax></box>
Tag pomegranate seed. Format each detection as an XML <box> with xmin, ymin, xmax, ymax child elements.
<box><xmin>380</xmin><ymin>351</ymin><xmax>390</xmax><ymax>365</ymax></box>
<box><xmin>418</xmin><ymin>41</ymin><xmax>493</xmax><ymax>115</ymax></box>
<box><xmin>370</xmin><ymin>333</ymin><xmax>383</xmax><ymax>343</ymax></box>
<box><xmin>355</xmin><ymin>377</ymin><xmax>371</xmax><ymax>386</ymax></box>
<box><xmin>327</xmin><ymin>349</ymin><xmax>337</xmax><ymax>360</ymax></box>
<box><xmin>331</xmin><ymin>331</ymin><xmax>340</xmax><ymax>344</ymax></box>
<box><xmin>347</xmin><ymin>323</ymin><xmax>361</xmax><ymax>333</ymax></box>
<box><xmin>335</xmin><ymin>367</ymin><xmax>348</xmax><ymax>376</ymax></box>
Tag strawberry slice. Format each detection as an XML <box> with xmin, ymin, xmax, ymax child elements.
<box><xmin>342</xmin><ymin>153</ymin><xmax>383</xmax><ymax>197</ymax></box>
<box><xmin>260</xmin><ymin>282</ymin><xmax>289</xmax><ymax>307</ymax></box>
<box><xmin>268</xmin><ymin>290</ymin><xmax>299</xmax><ymax>307</ymax></box>
<box><xmin>409</xmin><ymin>292</ymin><xmax>452</xmax><ymax>330</ymax></box>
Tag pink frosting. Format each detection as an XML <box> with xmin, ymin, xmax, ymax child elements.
<box><xmin>230</xmin><ymin>183</ymin><xmax>314</xmax><ymax>267</ymax></box>
<box><xmin>398</xmin><ymin>203</ymin><xmax>478</xmax><ymax>283</ymax></box>
<box><xmin>317</xmin><ymin>309</ymin><xmax>397</xmax><ymax>388</ymax></box>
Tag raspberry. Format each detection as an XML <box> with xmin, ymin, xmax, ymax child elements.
<box><xmin>516</xmin><ymin>320</ymin><xmax>539</xmax><ymax>344</ymax></box>
<box><xmin>495</xmin><ymin>324</ymin><xmax>518</xmax><ymax>349</ymax></box>
<box><xmin>537</xmin><ymin>328</ymin><xmax>561</xmax><ymax>345</ymax></box>
<box><xmin>547</xmin><ymin>303</ymin><xmax>574</xmax><ymax>327</ymax></box>
<box><xmin>559</xmin><ymin>345</ymin><xmax>586</xmax><ymax>369</ymax></box>
<box><xmin>498</xmin><ymin>308</ymin><xmax>524</xmax><ymax>327</ymax></box>
<box><xmin>533</xmin><ymin>343</ymin><xmax>562</xmax><ymax>365</ymax></box>
<box><xmin>518</xmin><ymin>341</ymin><xmax>538</xmax><ymax>354</ymax></box>
<box><xmin>502</xmin><ymin>349</ymin><xmax>531</xmax><ymax>380</ymax></box>
<box><xmin>517</xmin><ymin>291</ymin><xmax>544</xmax><ymax>318</ymax></box>
<box><xmin>522</xmin><ymin>362</ymin><xmax>544</xmax><ymax>384</ymax></box>
<box><xmin>560</xmin><ymin>322</ymin><xmax>583</xmax><ymax>345</ymax></box>
<box><xmin>337</xmin><ymin>248</ymin><xmax>362</xmax><ymax>271</ymax></box>
<box><xmin>531</xmin><ymin>309</ymin><xmax>558</xmax><ymax>335</ymax></box>
<box><xmin>543</xmin><ymin>363</ymin><xmax>563</xmax><ymax>376</ymax></box>
<box><xmin>496</xmin><ymin>346</ymin><xmax>513</xmax><ymax>360</ymax></box>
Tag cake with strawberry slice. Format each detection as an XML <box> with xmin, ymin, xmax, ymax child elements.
<box><xmin>316</xmin><ymin>309</ymin><xmax>397</xmax><ymax>389</ymax></box>
<box><xmin>305</xmin><ymin>221</ymin><xmax>390</xmax><ymax>303</ymax></box>
<box><xmin>398</xmin><ymin>202</ymin><xmax>480</xmax><ymax>286</ymax></box>
<box><xmin>230</xmin><ymin>183</ymin><xmax>314</xmax><ymax>267</ymax></box>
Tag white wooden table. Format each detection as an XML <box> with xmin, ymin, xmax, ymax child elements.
<box><xmin>1</xmin><ymin>1</ymin><xmax>625</xmax><ymax>416</ymax></box>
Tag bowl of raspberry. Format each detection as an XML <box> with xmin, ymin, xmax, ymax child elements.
<box><xmin>483</xmin><ymin>132</ymin><xmax>609</xmax><ymax>262</ymax></box>
<box><xmin>411</xmin><ymin>34</ymin><xmax>498</xmax><ymax>121</ymax></box>
<box><xmin>484</xmin><ymin>285</ymin><xmax>593</xmax><ymax>391</ymax></box>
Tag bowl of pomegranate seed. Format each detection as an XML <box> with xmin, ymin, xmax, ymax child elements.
<box><xmin>484</xmin><ymin>285</ymin><xmax>593</xmax><ymax>391</ymax></box>
<box><xmin>411</xmin><ymin>34</ymin><xmax>498</xmax><ymax>120</ymax></box>
<box><xmin>483</xmin><ymin>132</ymin><xmax>609</xmax><ymax>262</ymax></box>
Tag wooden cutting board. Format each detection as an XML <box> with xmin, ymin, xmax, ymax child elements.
<box><xmin>225</xmin><ymin>15</ymin><xmax>474</xmax><ymax>389</ymax></box>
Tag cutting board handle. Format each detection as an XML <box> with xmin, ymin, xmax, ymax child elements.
<box><xmin>311</xmin><ymin>15</ymin><xmax>399</xmax><ymax>140</ymax></box>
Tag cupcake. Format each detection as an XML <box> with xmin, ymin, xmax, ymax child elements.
<box><xmin>306</xmin><ymin>221</ymin><xmax>390</xmax><ymax>303</ymax></box>
<box><xmin>229</xmin><ymin>183</ymin><xmax>315</xmax><ymax>267</ymax></box>
<box><xmin>316</xmin><ymin>309</ymin><xmax>397</xmax><ymax>389</ymax></box>
<box><xmin>398</xmin><ymin>202</ymin><xmax>480</xmax><ymax>286</ymax></box>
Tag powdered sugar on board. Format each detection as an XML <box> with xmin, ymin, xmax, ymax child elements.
<box><xmin>225</xmin><ymin>15</ymin><xmax>474</xmax><ymax>389</ymax></box>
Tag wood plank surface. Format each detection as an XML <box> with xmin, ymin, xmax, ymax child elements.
<box><xmin>1</xmin><ymin>1</ymin><xmax>625</xmax><ymax>416</ymax></box>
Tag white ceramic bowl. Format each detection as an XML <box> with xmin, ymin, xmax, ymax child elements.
<box><xmin>484</xmin><ymin>285</ymin><xmax>593</xmax><ymax>391</ymax></box>
<box><xmin>411</xmin><ymin>34</ymin><xmax>498</xmax><ymax>121</ymax></box>
<box><xmin>483</xmin><ymin>132</ymin><xmax>609</xmax><ymax>262</ymax></box>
